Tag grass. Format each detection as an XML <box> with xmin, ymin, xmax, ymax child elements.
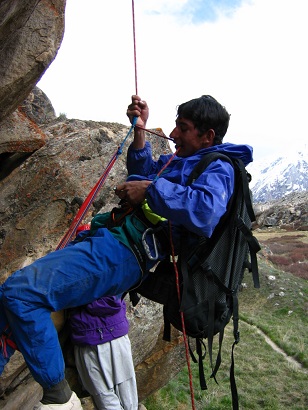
<box><xmin>255</xmin><ymin>230</ymin><xmax>308</xmax><ymax>280</ymax></box>
<box><xmin>143</xmin><ymin>232</ymin><xmax>308</xmax><ymax>410</ymax></box>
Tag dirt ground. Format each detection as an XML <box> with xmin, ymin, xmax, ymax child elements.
<box><xmin>255</xmin><ymin>228</ymin><xmax>308</xmax><ymax>243</ymax></box>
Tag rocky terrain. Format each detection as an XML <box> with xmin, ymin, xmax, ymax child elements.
<box><xmin>254</xmin><ymin>191</ymin><xmax>308</xmax><ymax>231</ymax></box>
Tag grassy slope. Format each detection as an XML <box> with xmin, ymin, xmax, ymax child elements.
<box><xmin>144</xmin><ymin>244</ymin><xmax>308</xmax><ymax>409</ymax></box>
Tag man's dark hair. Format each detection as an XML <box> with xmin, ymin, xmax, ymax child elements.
<box><xmin>177</xmin><ymin>95</ymin><xmax>230</xmax><ymax>145</ymax></box>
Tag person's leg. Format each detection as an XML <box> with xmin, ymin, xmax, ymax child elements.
<box><xmin>74</xmin><ymin>344</ymin><xmax>123</xmax><ymax>410</ymax></box>
<box><xmin>93</xmin><ymin>388</ymin><xmax>124</xmax><ymax>410</ymax></box>
<box><xmin>2</xmin><ymin>285</ymin><xmax>77</xmax><ymax>407</ymax></box>
<box><xmin>1</xmin><ymin>228</ymin><xmax>141</xmax><ymax>390</ymax></box>
<box><xmin>111</xmin><ymin>336</ymin><xmax>138</xmax><ymax>410</ymax></box>
<box><xmin>115</xmin><ymin>377</ymin><xmax>139</xmax><ymax>410</ymax></box>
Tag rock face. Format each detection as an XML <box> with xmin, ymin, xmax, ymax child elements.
<box><xmin>0</xmin><ymin>3</ymin><xmax>186</xmax><ymax>408</ymax></box>
<box><xmin>0</xmin><ymin>0</ymin><xmax>66</xmax><ymax>122</ymax></box>
<box><xmin>254</xmin><ymin>191</ymin><xmax>308</xmax><ymax>230</ymax></box>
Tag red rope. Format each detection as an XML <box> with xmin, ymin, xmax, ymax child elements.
<box><xmin>154</xmin><ymin>147</ymin><xmax>181</xmax><ymax>180</ymax></box>
<box><xmin>131</xmin><ymin>0</ymin><xmax>138</xmax><ymax>95</ymax></box>
<box><xmin>56</xmin><ymin>151</ymin><xmax>118</xmax><ymax>249</ymax></box>
<box><xmin>169</xmin><ymin>222</ymin><xmax>196</xmax><ymax>410</ymax></box>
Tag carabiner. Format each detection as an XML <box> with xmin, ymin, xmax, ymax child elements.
<box><xmin>141</xmin><ymin>228</ymin><xmax>159</xmax><ymax>261</ymax></box>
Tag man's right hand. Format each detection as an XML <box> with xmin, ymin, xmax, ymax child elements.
<box><xmin>126</xmin><ymin>95</ymin><xmax>149</xmax><ymax>128</ymax></box>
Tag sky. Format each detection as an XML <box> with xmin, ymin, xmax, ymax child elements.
<box><xmin>38</xmin><ymin>0</ymin><xmax>308</xmax><ymax>162</ymax></box>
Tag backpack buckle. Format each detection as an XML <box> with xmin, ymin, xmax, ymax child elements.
<box><xmin>142</xmin><ymin>228</ymin><xmax>159</xmax><ymax>260</ymax></box>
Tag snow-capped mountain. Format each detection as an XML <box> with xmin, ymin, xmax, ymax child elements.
<box><xmin>247</xmin><ymin>147</ymin><xmax>308</xmax><ymax>203</ymax></box>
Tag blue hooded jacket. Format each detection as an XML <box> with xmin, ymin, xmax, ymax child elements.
<box><xmin>126</xmin><ymin>141</ymin><xmax>253</xmax><ymax>251</ymax></box>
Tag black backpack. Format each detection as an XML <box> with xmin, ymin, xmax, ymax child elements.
<box><xmin>129</xmin><ymin>152</ymin><xmax>261</xmax><ymax>410</ymax></box>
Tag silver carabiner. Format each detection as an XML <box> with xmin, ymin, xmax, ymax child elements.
<box><xmin>141</xmin><ymin>228</ymin><xmax>159</xmax><ymax>261</ymax></box>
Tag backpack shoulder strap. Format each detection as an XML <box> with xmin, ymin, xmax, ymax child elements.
<box><xmin>185</xmin><ymin>152</ymin><xmax>236</xmax><ymax>271</ymax></box>
<box><xmin>232</xmin><ymin>157</ymin><xmax>256</xmax><ymax>222</ymax></box>
<box><xmin>186</xmin><ymin>152</ymin><xmax>233</xmax><ymax>186</ymax></box>
<box><xmin>186</xmin><ymin>153</ymin><xmax>260</xmax><ymax>284</ymax></box>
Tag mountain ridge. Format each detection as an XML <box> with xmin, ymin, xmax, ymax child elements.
<box><xmin>247</xmin><ymin>147</ymin><xmax>308</xmax><ymax>203</ymax></box>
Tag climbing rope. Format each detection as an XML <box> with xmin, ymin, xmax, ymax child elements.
<box><xmin>132</xmin><ymin>0</ymin><xmax>138</xmax><ymax>95</ymax></box>
<box><xmin>169</xmin><ymin>218</ymin><xmax>196</xmax><ymax>410</ymax></box>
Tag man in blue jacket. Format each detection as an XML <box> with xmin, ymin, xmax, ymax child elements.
<box><xmin>0</xmin><ymin>94</ymin><xmax>253</xmax><ymax>408</ymax></box>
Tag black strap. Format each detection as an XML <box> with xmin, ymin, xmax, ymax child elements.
<box><xmin>233</xmin><ymin>158</ymin><xmax>256</xmax><ymax>222</ymax></box>
<box><xmin>162</xmin><ymin>306</ymin><xmax>172</xmax><ymax>342</ymax></box>
<box><xmin>230</xmin><ymin>341</ymin><xmax>239</xmax><ymax>410</ymax></box>
<box><xmin>196</xmin><ymin>338</ymin><xmax>207</xmax><ymax>390</ymax></box>
<box><xmin>186</xmin><ymin>152</ymin><xmax>233</xmax><ymax>186</ymax></box>
<box><xmin>236</xmin><ymin>216</ymin><xmax>261</xmax><ymax>288</ymax></box>
<box><xmin>124</xmin><ymin>290</ymin><xmax>140</xmax><ymax>307</ymax></box>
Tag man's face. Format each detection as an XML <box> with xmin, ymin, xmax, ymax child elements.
<box><xmin>170</xmin><ymin>118</ymin><xmax>213</xmax><ymax>157</ymax></box>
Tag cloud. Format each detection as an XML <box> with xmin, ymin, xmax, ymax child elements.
<box><xmin>137</xmin><ymin>0</ymin><xmax>245</xmax><ymax>23</ymax></box>
<box><xmin>38</xmin><ymin>0</ymin><xmax>308</xmax><ymax>161</ymax></box>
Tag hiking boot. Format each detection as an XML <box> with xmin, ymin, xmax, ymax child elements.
<box><xmin>33</xmin><ymin>392</ymin><xmax>83</xmax><ymax>409</ymax></box>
